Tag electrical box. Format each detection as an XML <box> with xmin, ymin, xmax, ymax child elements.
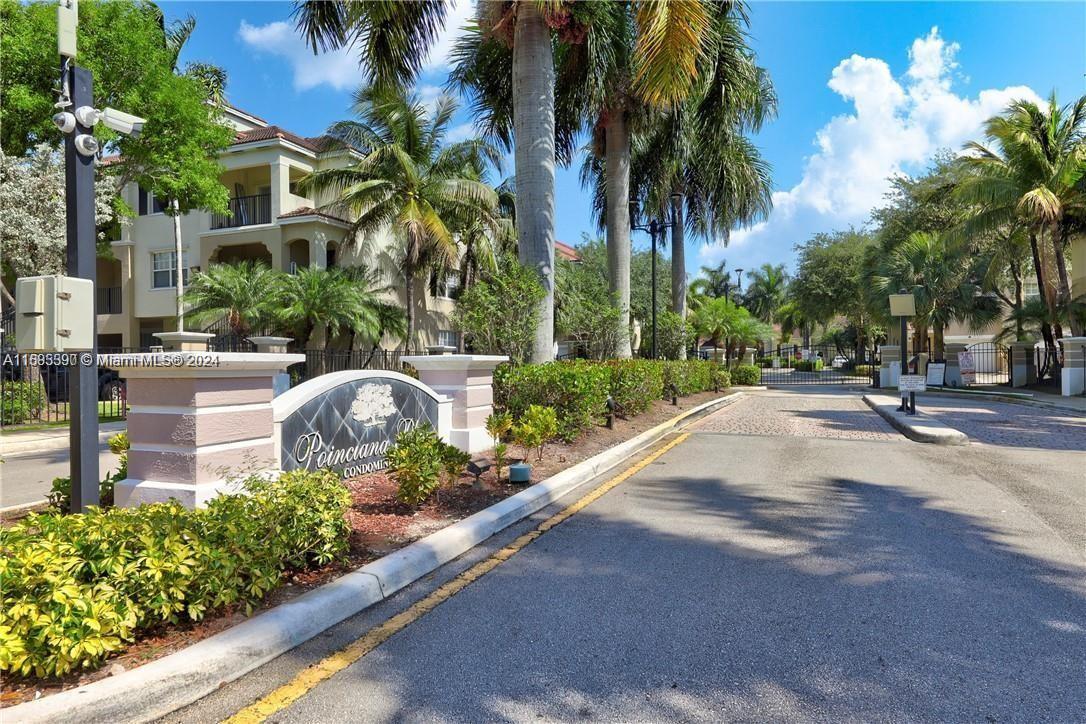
<box><xmin>14</xmin><ymin>275</ymin><xmax>95</xmax><ymax>352</ymax></box>
<box><xmin>57</xmin><ymin>0</ymin><xmax>78</xmax><ymax>59</ymax></box>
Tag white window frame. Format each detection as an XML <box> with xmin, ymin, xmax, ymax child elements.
<box><xmin>137</xmin><ymin>186</ymin><xmax>165</xmax><ymax>216</ymax></box>
<box><xmin>150</xmin><ymin>250</ymin><xmax>190</xmax><ymax>290</ymax></box>
<box><xmin>437</xmin><ymin>329</ymin><xmax>461</xmax><ymax>349</ymax></box>
<box><xmin>435</xmin><ymin>272</ymin><xmax>460</xmax><ymax>300</ymax></box>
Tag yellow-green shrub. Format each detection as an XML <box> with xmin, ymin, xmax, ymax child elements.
<box><xmin>0</xmin><ymin>469</ymin><xmax>350</xmax><ymax>679</ymax></box>
<box><xmin>605</xmin><ymin>360</ymin><xmax>664</xmax><ymax>416</ymax></box>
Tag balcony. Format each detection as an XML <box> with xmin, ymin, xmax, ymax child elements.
<box><xmin>97</xmin><ymin>286</ymin><xmax>122</xmax><ymax>314</ymax></box>
<box><xmin>210</xmin><ymin>194</ymin><xmax>272</xmax><ymax>230</ymax></box>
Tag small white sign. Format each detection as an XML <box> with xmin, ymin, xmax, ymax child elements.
<box><xmin>899</xmin><ymin>374</ymin><xmax>927</xmax><ymax>392</ymax></box>
<box><xmin>926</xmin><ymin>363</ymin><xmax>946</xmax><ymax>386</ymax></box>
<box><xmin>958</xmin><ymin>350</ymin><xmax>976</xmax><ymax>386</ymax></box>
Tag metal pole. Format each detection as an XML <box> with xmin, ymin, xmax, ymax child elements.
<box><xmin>64</xmin><ymin>62</ymin><xmax>99</xmax><ymax>513</ymax></box>
<box><xmin>651</xmin><ymin>221</ymin><xmax>658</xmax><ymax>360</ymax></box>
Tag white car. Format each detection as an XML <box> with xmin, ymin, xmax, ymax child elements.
<box><xmin>831</xmin><ymin>355</ymin><xmax>849</xmax><ymax>368</ymax></box>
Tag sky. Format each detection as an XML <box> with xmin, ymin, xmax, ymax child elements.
<box><xmin>165</xmin><ymin>1</ymin><xmax>1086</xmax><ymax>281</ymax></box>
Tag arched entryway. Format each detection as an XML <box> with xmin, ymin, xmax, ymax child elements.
<box><xmin>210</xmin><ymin>242</ymin><xmax>273</xmax><ymax>267</ymax></box>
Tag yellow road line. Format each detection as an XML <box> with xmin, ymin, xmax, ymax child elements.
<box><xmin>223</xmin><ymin>432</ymin><xmax>691</xmax><ymax>724</ymax></box>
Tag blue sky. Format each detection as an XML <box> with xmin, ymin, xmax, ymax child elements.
<box><xmin>166</xmin><ymin>1</ymin><xmax>1085</xmax><ymax>280</ymax></box>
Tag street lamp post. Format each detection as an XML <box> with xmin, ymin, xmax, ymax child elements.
<box><xmin>630</xmin><ymin>193</ymin><xmax>683</xmax><ymax>359</ymax></box>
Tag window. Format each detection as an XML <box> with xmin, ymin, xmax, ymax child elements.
<box><xmin>1023</xmin><ymin>278</ymin><xmax>1040</xmax><ymax>298</ymax></box>
<box><xmin>151</xmin><ymin>251</ymin><xmax>190</xmax><ymax>289</ymax></box>
<box><xmin>138</xmin><ymin>186</ymin><xmax>164</xmax><ymax>215</ymax></box>
<box><xmin>435</xmin><ymin>272</ymin><xmax>460</xmax><ymax>299</ymax></box>
<box><xmin>438</xmin><ymin>330</ymin><xmax>460</xmax><ymax>349</ymax></box>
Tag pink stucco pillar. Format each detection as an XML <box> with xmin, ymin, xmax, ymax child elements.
<box><xmin>402</xmin><ymin>354</ymin><xmax>508</xmax><ymax>454</ymax></box>
<box><xmin>107</xmin><ymin>351</ymin><xmax>303</xmax><ymax>508</ymax></box>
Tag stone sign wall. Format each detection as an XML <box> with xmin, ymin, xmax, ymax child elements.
<box><xmin>272</xmin><ymin>371</ymin><xmax>451</xmax><ymax>478</ymax></box>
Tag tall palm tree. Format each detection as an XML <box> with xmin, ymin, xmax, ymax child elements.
<box><xmin>182</xmin><ymin>261</ymin><xmax>283</xmax><ymax>336</ymax></box>
<box><xmin>743</xmin><ymin>263</ymin><xmax>788</xmax><ymax>323</ymax></box>
<box><xmin>298</xmin><ymin>85</ymin><xmax>500</xmax><ymax>349</ymax></box>
<box><xmin>956</xmin><ymin>93</ymin><xmax>1086</xmax><ymax>337</ymax></box>
<box><xmin>688</xmin><ymin>261</ymin><xmax>732</xmax><ymax>305</ymax></box>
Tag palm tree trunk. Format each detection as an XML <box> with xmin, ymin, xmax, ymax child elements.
<box><xmin>933</xmin><ymin>324</ymin><xmax>945</xmax><ymax>361</ymax></box>
<box><xmin>604</xmin><ymin>107</ymin><xmax>632</xmax><ymax>358</ymax></box>
<box><xmin>670</xmin><ymin>191</ymin><xmax>687</xmax><ymax>360</ymax></box>
<box><xmin>513</xmin><ymin>2</ymin><xmax>556</xmax><ymax>363</ymax></box>
<box><xmin>404</xmin><ymin>268</ymin><xmax>416</xmax><ymax>352</ymax></box>
<box><xmin>1053</xmin><ymin>226</ymin><xmax>1081</xmax><ymax>335</ymax></box>
<box><xmin>1028</xmin><ymin>231</ymin><xmax>1057</xmax><ymax>355</ymax></box>
<box><xmin>1011</xmin><ymin>261</ymin><xmax>1024</xmax><ymax>340</ymax></box>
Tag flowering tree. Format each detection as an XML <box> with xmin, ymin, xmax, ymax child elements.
<box><xmin>0</xmin><ymin>144</ymin><xmax>115</xmax><ymax>304</ymax></box>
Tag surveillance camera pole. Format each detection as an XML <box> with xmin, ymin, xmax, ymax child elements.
<box><xmin>61</xmin><ymin>54</ymin><xmax>100</xmax><ymax>511</ymax></box>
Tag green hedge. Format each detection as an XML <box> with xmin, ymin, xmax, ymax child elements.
<box><xmin>0</xmin><ymin>469</ymin><xmax>350</xmax><ymax>679</ymax></box>
<box><xmin>605</xmin><ymin>359</ymin><xmax>664</xmax><ymax>416</ymax></box>
<box><xmin>662</xmin><ymin>359</ymin><xmax>716</xmax><ymax>396</ymax></box>
<box><xmin>495</xmin><ymin>361</ymin><xmax>610</xmax><ymax>441</ymax></box>
<box><xmin>794</xmin><ymin>359</ymin><xmax>824</xmax><ymax>372</ymax></box>
<box><xmin>731</xmin><ymin>364</ymin><xmax>762</xmax><ymax>385</ymax></box>
<box><xmin>2</xmin><ymin>381</ymin><xmax>44</xmax><ymax>425</ymax></box>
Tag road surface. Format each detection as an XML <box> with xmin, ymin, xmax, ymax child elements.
<box><xmin>158</xmin><ymin>388</ymin><xmax>1085</xmax><ymax>721</ymax></box>
<box><xmin>1</xmin><ymin>440</ymin><xmax>117</xmax><ymax>510</ymax></box>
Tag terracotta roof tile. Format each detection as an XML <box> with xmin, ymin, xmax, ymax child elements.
<box><xmin>555</xmin><ymin>240</ymin><xmax>581</xmax><ymax>262</ymax></box>
<box><xmin>278</xmin><ymin>207</ymin><xmax>350</xmax><ymax>224</ymax></box>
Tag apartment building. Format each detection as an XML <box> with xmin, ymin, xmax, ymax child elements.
<box><xmin>97</xmin><ymin>105</ymin><xmax>459</xmax><ymax>350</ymax></box>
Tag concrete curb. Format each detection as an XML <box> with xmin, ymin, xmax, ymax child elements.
<box><xmin>5</xmin><ymin>391</ymin><xmax>744</xmax><ymax>724</ymax></box>
<box><xmin>863</xmin><ymin>394</ymin><xmax>969</xmax><ymax>446</ymax></box>
<box><xmin>0</xmin><ymin>421</ymin><xmax>126</xmax><ymax>457</ymax></box>
<box><xmin>919</xmin><ymin>388</ymin><xmax>1086</xmax><ymax>416</ymax></box>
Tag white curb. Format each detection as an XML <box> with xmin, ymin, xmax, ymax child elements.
<box><xmin>4</xmin><ymin>391</ymin><xmax>745</xmax><ymax>724</ymax></box>
<box><xmin>863</xmin><ymin>394</ymin><xmax>969</xmax><ymax>445</ymax></box>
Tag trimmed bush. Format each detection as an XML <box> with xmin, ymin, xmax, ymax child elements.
<box><xmin>513</xmin><ymin>404</ymin><xmax>558</xmax><ymax>461</ymax></box>
<box><xmin>495</xmin><ymin>361</ymin><xmax>610</xmax><ymax>441</ymax></box>
<box><xmin>606</xmin><ymin>359</ymin><xmax>664</xmax><ymax>416</ymax></box>
<box><xmin>854</xmin><ymin>364</ymin><xmax>877</xmax><ymax>377</ymax></box>
<box><xmin>1</xmin><ymin>381</ymin><xmax>44</xmax><ymax>425</ymax></box>
<box><xmin>662</xmin><ymin>359</ymin><xmax>715</xmax><ymax>396</ymax></box>
<box><xmin>731</xmin><ymin>364</ymin><xmax>762</xmax><ymax>386</ymax></box>
<box><xmin>794</xmin><ymin>359</ymin><xmax>824</xmax><ymax>372</ymax></box>
<box><xmin>0</xmin><ymin>469</ymin><xmax>350</xmax><ymax>679</ymax></box>
<box><xmin>386</xmin><ymin>425</ymin><xmax>447</xmax><ymax>505</ymax></box>
<box><xmin>712</xmin><ymin>366</ymin><xmax>731</xmax><ymax>390</ymax></box>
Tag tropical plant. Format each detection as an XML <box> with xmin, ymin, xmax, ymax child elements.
<box><xmin>456</xmin><ymin>254</ymin><xmax>546</xmax><ymax>364</ymax></box>
<box><xmin>298</xmin><ymin>85</ymin><xmax>500</xmax><ymax>350</ymax></box>
<box><xmin>486</xmin><ymin>411</ymin><xmax>513</xmax><ymax>479</ymax></box>
<box><xmin>513</xmin><ymin>404</ymin><xmax>558</xmax><ymax>462</ymax></box>
<box><xmin>956</xmin><ymin>93</ymin><xmax>1086</xmax><ymax>337</ymax></box>
<box><xmin>280</xmin><ymin>266</ymin><xmax>383</xmax><ymax>351</ymax></box>
<box><xmin>743</xmin><ymin>263</ymin><xmax>789</xmax><ymax>324</ymax></box>
<box><xmin>387</xmin><ymin>425</ymin><xmax>447</xmax><ymax>506</ymax></box>
<box><xmin>688</xmin><ymin>261</ymin><xmax>733</xmax><ymax>307</ymax></box>
<box><xmin>182</xmin><ymin>261</ymin><xmax>284</xmax><ymax>336</ymax></box>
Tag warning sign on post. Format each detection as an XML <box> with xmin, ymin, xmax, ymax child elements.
<box><xmin>958</xmin><ymin>349</ymin><xmax>976</xmax><ymax>386</ymax></box>
<box><xmin>899</xmin><ymin>374</ymin><xmax>927</xmax><ymax>392</ymax></box>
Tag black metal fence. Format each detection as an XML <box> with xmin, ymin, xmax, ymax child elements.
<box><xmin>288</xmin><ymin>348</ymin><xmax>424</xmax><ymax>385</ymax></box>
<box><xmin>210</xmin><ymin>193</ymin><xmax>271</xmax><ymax>229</ymax></box>
<box><xmin>757</xmin><ymin>344</ymin><xmax>880</xmax><ymax>385</ymax></box>
<box><xmin>965</xmin><ymin>342</ymin><xmax>1010</xmax><ymax>386</ymax></box>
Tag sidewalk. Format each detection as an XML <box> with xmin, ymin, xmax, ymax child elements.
<box><xmin>0</xmin><ymin>420</ymin><xmax>126</xmax><ymax>457</ymax></box>
<box><xmin>921</xmin><ymin>385</ymin><xmax>1086</xmax><ymax>415</ymax></box>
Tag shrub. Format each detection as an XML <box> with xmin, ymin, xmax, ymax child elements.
<box><xmin>486</xmin><ymin>412</ymin><xmax>513</xmax><ymax>479</ymax></box>
<box><xmin>495</xmin><ymin>361</ymin><xmax>609</xmax><ymax>441</ymax></box>
<box><xmin>662</xmin><ymin>359</ymin><xmax>715</xmax><ymax>397</ymax></box>
<box><xmin>794</xmin><ymin>359</ymin><xmax>824</xmax><ymax>372</ymax></box>
<box><xmin>731</xmin><ymin>364</ymin><xmax>762</xmax><ymax>386</ymax></box>
<box><xmin>455</xmin><ymin>254</ymin><xmax>545</xmax><ymax>363</ymax></box>
<box><xmin>386</xmin><ymin>425</ymin><xmax>446</xmax><ymax>506</ymax></box>
<box><xmin>513</xmin><ymin>405</ymin><xmax>558</xmax><ymax>462</ymax></box>
<box><xmin>605</xmin><ymin>359</ymin><xmax>664</xmax><ymax>416</ymax></box>
<box><xmin>1</xmin><ymin>381</ymin><xmax>44</xmax><ymax>425</ymax></box>
<box><xmin>711</xmin><ymin>365</ymin><xmax>731</xmax><ymax>391</ymax></box>
<box><xmin>854</xmin><ymin>364</ymin><xmax>877</xmax><ymax>377</ymax></box>
<box><xmin>441</xmin><ymin>445</ymin><xmax>471</xmax><ymax>487</ymax></box>
<box><xmin>0</xmin><ymin>469</ymin><xmax>350</xmax><ymax>679</ymax></box>
<box><xmin>47</xmin><ymin>432</ymin><xmax>129</xmax><ymax>513</ymax></box>
<box><xmin>655</xmin><ymin>311</ymin><xmax>692</xmax><ymax>360</ymax></box>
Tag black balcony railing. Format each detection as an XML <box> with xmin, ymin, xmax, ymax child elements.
<box><xmin>97</xmin><ymin>286</ymin><xmax>122</xmax><ymax>314</ymax></box>
<box><xmin>210</xmin><ymin>193</ymin><xmax>271</xmax><ymax>229</ymax></box>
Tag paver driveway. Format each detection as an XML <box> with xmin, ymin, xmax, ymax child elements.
<box><xmin>917</xmin><ymin>397</ymin><xmax>1086</xmax><ymax>451</ymax></box>
<box><xmin>692</xmin><ymin>390</ymin><xmax>897</xmax><ymax>441</ymax></box>
<box><xmin>174</xmin><ymin>388</ymin><xmax>1086</xmax><ymax>724</ymax></box>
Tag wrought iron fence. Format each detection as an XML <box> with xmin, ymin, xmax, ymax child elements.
<box><xmin>965</xmin><ymin>342</ymin><xmax>1010</xmax><ymax>386</ymax></box>
<box><xmin>756</xmin><ymin>344</ymin><xmax>880</xmax><ymax>385</ymax></box>
<box><xmin>210</xmin><ymin>193</ymin><xmax>271</xmax><ymax>229</ymax></box>
<box><xmin>97</xmin><ymin>286</ymin><xmax>122</xmax><ymax>314</ymax></box>
<box><xmin>289</xmin><ymin>348</ymin><xmax>425</xmax><ymax>386</ymax></box>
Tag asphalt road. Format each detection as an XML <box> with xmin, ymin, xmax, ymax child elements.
<box><xmin>1</xmin><ymin>440</ymin><xmax>117</xmax><ymax>510</ymax></box>
<box><xmin>166</xmin><ymin>388</ymin><xmax>1085</xmax><ymax>722</ymax></box>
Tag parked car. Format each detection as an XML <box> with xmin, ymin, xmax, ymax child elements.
<box><xmin>831</xmin><ymin>355</ymin><xmax>849</xmax><ymax>368</ymax></box>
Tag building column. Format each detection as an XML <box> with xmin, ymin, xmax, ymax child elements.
<box><xmin>943</xmin><ymin>342</ymin><xmax>967</xmax><ymax>387</ymax></box>
<box><xmin>1058</xmin><ymin>337</ymin><xmax>1086</xmax><ymax>396</ymax></box>
<box><xmin>309</xmin><ymin>232</ymin><xmax>328</xmax><ymax>270</ymax></box>
<box><xmin>111</xmin><ymin>241</ymin><xmax>136</xmax><ymax>347</ymax></box>
<box><xmin>270</xmin><ymin>160</ymin><xmax>290</xmax><ymax>220</ymax></box>
<box><xmin>1009</xmin><ymin>341</ymin><xmax>1038</xmax><ymax>388</ymax></box>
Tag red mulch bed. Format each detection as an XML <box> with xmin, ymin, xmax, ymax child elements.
<box><xmin>1</xmin><ymin>390</ymin><xmax>733</xmax><ymax>706</ymax></box>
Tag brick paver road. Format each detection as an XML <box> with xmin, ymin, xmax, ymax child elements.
<box><xmin>917</xmin><ymin>398</ymin><xmax>1086</xmax><ymax>451</ymax></box>
<box><xmin>693</xmin><ymin>390</ymin><xmax>897</xmax><ymax>441</ymax></box>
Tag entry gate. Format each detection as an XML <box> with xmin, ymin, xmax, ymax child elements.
<box><xmin>965</xmin><ymin>342</ymin><xmax>1010</xmax><ymax>386</ymax></box>
<box><xmin>757</xmin><ymin>344</ymin><xmax>879</xmax><ymax>385</ymax></box>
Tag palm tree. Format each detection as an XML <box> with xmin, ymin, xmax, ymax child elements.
<box><xmin>280</xmin><ymin>266</ymin><xmax>382</xmax><ymax>353</ymax></box>
<box><xmin>182</xmin><ymin>261</ymin><xmax>283</xmax><ymax>336</ymax></box>
<box><xmin>871</xmin><ymin>231</ymin><xmax>1000</xmax><ymax>359</ymax></box>
<box><xmin>297</xmin><ymin>85</ymin><xmax>500</xmax><ymax>349</ymax></box>
<box><xmin>743</xmin><ymin>263</ymin><xmax>788</xmax><ymax>323</ymax></box>
<box><xmin>163</xmin><ymin>14</ymin><xmax>228</xmax><ymax>103</ymax></box>
<box><xmin>956</xmin><ymin>93</ymin><xmax>1086</xmax><ymax>337</ymax></box>
<box><xmin>688</xmin><ymin>261</ymin><xmax>732</xmax><ymax>305</ymax></box>
<box><xmin>776</xmin><ymin>300</ymin><xmax>810</xmax><ymax>348</ymax></box>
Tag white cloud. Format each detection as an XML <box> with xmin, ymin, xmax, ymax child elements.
<box><xmin>238</xmin><ymin>20</ymin><xmax>359</xmax><ymax>92</ymax></box>
<box><xmin>700</xmin><ymin>27</ymin><xmax>1041</xmax><ymax>273</ymax></box>
<box><xmin>446</xmin><ymin>122</ymin><xmax>479</xmax><ymax>143</ymax></box>
<box><xmin>422</xmin><ymin>0</ymin><xmax>476</xmax><ymax>73</ymax></box>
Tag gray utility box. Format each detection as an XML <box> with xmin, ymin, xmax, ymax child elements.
<box><xmin>15</xmin><ymin>274</ymin><xmax>95</xmax><ymax>352</ymax></box>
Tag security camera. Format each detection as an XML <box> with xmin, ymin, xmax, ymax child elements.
<box><xmin>73</xmin><ymin>105</ymin><xmax>100</xmax><ymax>127</ymax></box>
<box><xmin>74</xmin><ymin>134</ymin><xmax>99</xmax><ymax>156</ymax></box>
<box><xmin>52</xmin><ymin>111</ymin><xmax>76</xmax><ymax>133</ymax></box>
<box><xmin>101</xmin><ymin>108</ymin><xmax>145</xmax><ymax>138</ymax></box>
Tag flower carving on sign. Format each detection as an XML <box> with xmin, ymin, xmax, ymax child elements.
<box><xmin>350</xmin><ymin>384</ymin><xmax>397</xmax><ymax>427</ymax></box>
